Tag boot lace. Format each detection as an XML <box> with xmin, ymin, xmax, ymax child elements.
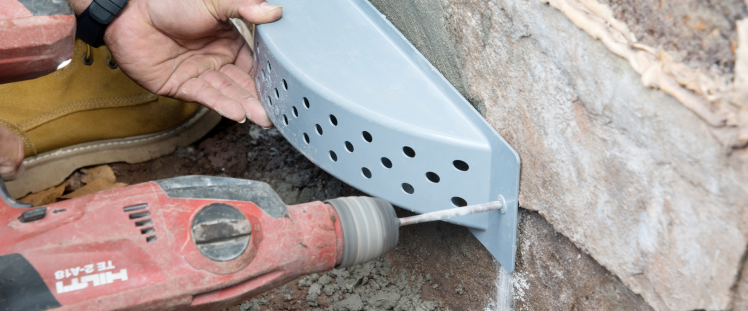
<box><xmin>105</xmin><ymin>47</ymin><xmax>118</xmax><ymax>69</ymax></box>
<box><xmin>82</xmin><ymin>44</ymin><xmax>93</xmax><ymax>65</ymax></box>
<box><xmin>81</xmin><ymin>44</ymin><xmax>118</xmax><ymax>70</ymax></box>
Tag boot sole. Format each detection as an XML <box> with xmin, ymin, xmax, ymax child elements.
<box><xmin>6</xmin><ymin>107</ymin><xmax>222</xmax><ymax>198</ymax></box>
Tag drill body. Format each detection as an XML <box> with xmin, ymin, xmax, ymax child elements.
<box><xmin>0</xmin><ymin>176</ymin><xmax>346</xmax><ymax>310</ymax></box>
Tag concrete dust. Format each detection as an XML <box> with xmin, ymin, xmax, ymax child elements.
<box><xmin>485</xmin><ymin>267</ymin><xmax>513</xmax><ymax>311</ymax></box>
<box><xmin>238</xmin><ymin>257</ymin><xmax>440</xmax><ymax>311</ymax></box>
<box><xmin>297</xmin><ymin>257</ymin><xmax>438</xmax><ymax>311</ymax></box>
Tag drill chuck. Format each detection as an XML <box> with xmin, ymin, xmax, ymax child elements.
<box><xmin>326</xmin><ymin>197</ymin><xmax>399</xmax><ymax>268</ymax></box>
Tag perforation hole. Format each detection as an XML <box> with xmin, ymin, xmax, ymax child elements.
<box><xmin>329</xmin><ymin>151</ymin><xmax>338</xmax><ymax>162</ymax></box>
<box><xmin>293</xmin><ymin>106</ymin><xmax>299</xmax><ymax>117</ymax></box>
<box><xmin>267</xmin><ymin>61</ymin><xmax>271</xmax><ymax>72</ymax></box>
<box><xmin>426</xmin><ymin>172</ymin><xmax>440</xmax><ymax>183</ymax></box>
<box><xmin>316</xmin><ymin>124</ymin><xmax>323</xmax><ymax>135</ymax></box>
<box><xmin>303</xmin><ymin>97</ymin><xmax>310</xmax><ymax>108</ymax></box>
<box><xmin>255</xmin><ymin>77</ymin><xmax>260</xmax><ymax>88</ymax></box>
<box><xmin>345</xmin><ymin>141</ymin><xmax>354</xmax><ymax>152</ymax></box>
<box><xmin>275</xmin><ymin>88</ymin><xmax>279</xmax><ymax>98</ymax></box>
<box><xmin>453</xmin><ymin>160</ymin><xmax>469</xmax><ymax>171</ymax></box>
<box><xmin>283</xmin><ymin>79</ymin><xmax>288</xmax><ymax>90</ymax></box>
<box><xmin>304</xmin><ymin>133</ymin><xmax>310</xmax><ymax>144</ymax></box>
<box><xmin>146</xmin><ymin>236</ymin><xmax>158</xmax><ymax>243</ymax></box>
<box><xmin>329</xmin><ymin>114</ymin><xmax>338</xmax><ymax>126</ymax></box>
<box><xmin>402</xmin><ymin>183</ymin><xmax>414</xmax><ymax>194</ymax></box>
<box><xmin>381</xmin><ymin>157</ymin><xmax>392</xmax><ymax>168</ymax></box>
<box><xmin>362</xmin><ymin>131</ymin><xmax>372</xmax><ymax>142</ymax></box>
<box><xmin>140</xmin><ymin>227</ymin><xmax>155</xmax><ymax>235</ymax></box>
<box><xmin>283</xmin><ymin>114</ymin><xmax>289</xmax><ymax>125</ymax></box>
<box><xmin>403</xmin><ymin>147</ymin><xmax>416</xmax><ymax>158</ymax></box>
<box><xmin>451</xmin><ymin>197</ymin><xmax>468</xmax><ymax>207</ymax></box>
<box><xmin>261</xmin><ymin>69</ymin><xmax>266</xmax><ymax>80</ymax></box>
<box><xmin>267</xmin><ymin>96</ymin><xmax>272</xmax><ymax>106</ymax></box>
<box><xmin>362</xmin><ymin>167</ymin><xmax>372</xmax><ymax>179</ymax></box>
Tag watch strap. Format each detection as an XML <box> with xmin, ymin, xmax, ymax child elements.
<box><xmin>75</xmin><ymin>0</ymin><xmax>127</xmax><ymax>47</ymax></box>
<box><xmin>89</xmin><ymin>0</ymin><xmax>127</xmax><ymax>24</ymax></box>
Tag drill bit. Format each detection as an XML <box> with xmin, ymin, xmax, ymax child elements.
<box><xmin>398</xmin><ymin>199</ymin><xmax>505</xmax><ymax>227</ymax></box>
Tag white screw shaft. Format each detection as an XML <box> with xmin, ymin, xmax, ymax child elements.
<box><xmin>398</xmin><ymin>200</ymin><xmax>505</xmax><ymax>227</ymax></box>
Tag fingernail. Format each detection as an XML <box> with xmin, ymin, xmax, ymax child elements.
<box><xmin>262</xmin><ymin>125</ymin><xmax>274</xmax><ymax>129</ymax></box>
<box><xmin>239</xmin><ymin>117</ymin><xmax>247</xmax><ymax>124</ymax></box>
<box><xmin>261</xmin><ymin>2</ymin><xmax>282</xmax><ymax>10</ymax></box>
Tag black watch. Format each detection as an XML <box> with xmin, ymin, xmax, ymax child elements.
<box><xmin>75</xmin><ymin>0</ymin><xmax>128</xmax><ymax>47</ymax></box>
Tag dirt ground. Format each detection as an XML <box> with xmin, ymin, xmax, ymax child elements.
<box><xmin>111</xmin><ymin>119</ymin><xmax>499</xmax><ymax>311</ymax></box>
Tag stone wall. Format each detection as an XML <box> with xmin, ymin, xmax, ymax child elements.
<box><xmin>370</xmin><ymin>0</ymin><xmax>748</xmax><ymax>310</ymax></box>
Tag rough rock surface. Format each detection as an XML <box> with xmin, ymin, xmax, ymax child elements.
<box><xmin>601</xmin><ymin>0</ymin><xmax>748</xmax><ymax>74</ymax></box>
<box><xmin>370</xmin><ymin>0</ymin><xmax>748</xmax><ymax>310</ymax></box>
<box><xmin>514</xmin><ymin>210</ymin><xmax>651</xmax><ymax>311</ymax></box>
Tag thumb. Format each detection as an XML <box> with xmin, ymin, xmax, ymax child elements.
<box><xmin>0</xmin><ymin>125</ymin><xmax>25</xmax><ymax>181</ymax></box>
<box><xmin>218</xmin><ymin>0</ymin><xmax>282</xmax><ymax>24</ymax></box>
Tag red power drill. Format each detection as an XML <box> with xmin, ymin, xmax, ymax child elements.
<box><xmin>0</xmin><ymin>176</ymin><xmax>399</xmax><ymax>310</ymax></box>
<box><xmin>0</xmin><ymin>0</ymin><xmax>75</xmax><ymax>83</ymax></box>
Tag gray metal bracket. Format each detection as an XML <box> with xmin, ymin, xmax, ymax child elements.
<box><xmin>254</xmin><ymin>0</ymin><xmax>520</xmax><ymax>272</ymax></box>
<box><xmin>1</xmin><ymin>179</ymin><xmax>33</xmax><ymax>209</ymax></box>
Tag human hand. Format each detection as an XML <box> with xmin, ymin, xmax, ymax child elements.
<box><xmin>0</xmin><ymin>125</ymin><xmax>24</xmax><ymax>181</ymax></box>
<box><xmin>100</xmin><ymin>0</ymin><xmax>281</xmax><ymax>127</ymax></box>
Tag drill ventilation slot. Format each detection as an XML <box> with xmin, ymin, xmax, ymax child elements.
<box><xmin>123</xmin><ymin>204</ymin><xmax>147</xmax><ymax>212</ymax></box>
<box><xmin>254</xmin><ymin>0</ymin><xmax>520</xmax><ymax>271</ymax></box>
<box><xmin>134</xmin><ymin>219</ymin><xmax>153</xmax><ymax>227</ymax></box>
<box><xmin>123</xmin><ymin>204</ymin><xmax>157</xmax><ymax>243</ymax></box>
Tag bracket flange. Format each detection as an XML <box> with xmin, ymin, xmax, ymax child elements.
<box><xmin>254</xmin><ymin>0</ymin><xmax>520</xmax><ymax>272</ymax></box>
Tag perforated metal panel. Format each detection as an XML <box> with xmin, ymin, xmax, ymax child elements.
<box><xmin>254</xmin><ymin>0</ymin><xmax>520</xmax><ymax>272</ymax></box>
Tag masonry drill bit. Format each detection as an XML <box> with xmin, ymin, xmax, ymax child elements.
<box><xmin>398</xmin><ymin>199</ymin><xmax>506</xmax><ymax>227</ymax></box>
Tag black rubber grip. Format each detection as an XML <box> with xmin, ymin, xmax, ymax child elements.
<box><xmin>0</xmin><ymin>254</ymin><xmax>62</xmax><ymax>311</ymax></box>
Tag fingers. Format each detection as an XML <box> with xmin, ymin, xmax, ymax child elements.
<box><xmin>178</xmin><ymin>76</ymin><xmax>247</xmax><ymax>122</ymax></box>
<box><xmin>178</xmin><ymin>67</ymin><xmax>273</xmax><ymax>127</ymax></box>
<box><xmin>209</xmin><ymin>0</ymin><xmax>282</xmax><ymax>22</ymax></box>
<box><xmin>0</xmin><ymin>125</ymin><xmax>25</xmax><ymax>181</ymax></box>
<box><xmin>220</xmin><ymin>64</ymin><xmax>272</xmax><ymax>127</ymax></box>
<box><xmin>235</xmin><ymin>43</ymin><xmax>254</xmax><ymax>75</ymax></box>
<box><xmin>236</xmin><ymin>1</ymin><xmax>282</xmax><ymax>24</ymax></box>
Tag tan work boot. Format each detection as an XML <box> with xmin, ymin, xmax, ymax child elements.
<box><xmin>0</xmin><ymin>39</ymin><xmax>222</xmax><ymax>198</ymax></box>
